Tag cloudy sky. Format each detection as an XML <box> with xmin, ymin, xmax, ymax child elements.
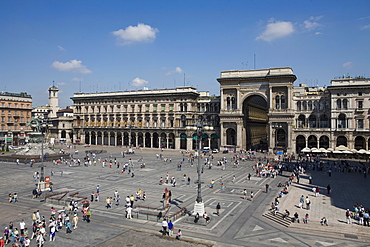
<box><xmin>0</xmin><ymin>0</ymin><xmax>369</xmax><ymax>107</ymax></box>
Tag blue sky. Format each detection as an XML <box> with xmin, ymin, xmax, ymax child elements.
<box><xmin>1</xmin><ymin>0</ymin><xmax>369</xmax><ymax>108</ymax></box>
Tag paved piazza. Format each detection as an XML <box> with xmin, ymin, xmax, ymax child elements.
<box><xmin>1</xmin><ymin>145</ymin><xmax>370</xmax><ymax>246</ymax></box>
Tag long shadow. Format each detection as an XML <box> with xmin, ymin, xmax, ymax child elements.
<box><xmin>288</xmin><ymin>160</ymin><xmax>370</xmax><ymax>211</ymax></box>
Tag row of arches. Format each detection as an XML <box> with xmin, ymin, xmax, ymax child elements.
<box><xmin>297</xmin><ymin>114</ymin><xmax>330</xmax><ymax>128</ymax></box>
<box><xmin>296</xmin><ymin>135</ymin><xmax>370</xmax><ymax>153</ymax></box>
<box><xmin>297</xmin><ymin>100</ymin><xmax>330</xmax><ymax>111</ymax></box>
<box><xmin>83</xmin><ymin>131</ymin><xmax>219</xmax><ymax>150</ymax></box>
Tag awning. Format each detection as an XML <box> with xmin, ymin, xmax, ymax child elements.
<box><xmin>335</xmin><ymin>145</ymin><xmax>349</xmax><ymax>151</ymax></box>
<box><xmin>332</xmin><ymin>150</ymin><xmax>343</xmax><ymax>154</ymax></box>
<box><xmin>301</xmin><ymin>147</ymin><xmax>311</xmax><ymax>153</ymax></box>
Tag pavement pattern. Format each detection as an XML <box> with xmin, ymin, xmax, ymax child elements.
<box><xmin>0</xmin><ymin>145</ymin><xmax>370</xmax><ymax>247</ymax></box>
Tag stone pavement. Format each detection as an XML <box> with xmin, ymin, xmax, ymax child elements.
<box><xmin>1</xmin><ymin>144</ymin><xmax>370</xmax><ymax>246</ymax></box>
<box><xmin>263</xmin><ymin>160</ymin><xmax>370</xmax><ymax>240</ymax></box>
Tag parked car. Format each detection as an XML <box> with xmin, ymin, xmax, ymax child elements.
<box><xmin>222</xmin><ymin>149</ymin><xmax>229</xmax><ymax>154</ymax></box>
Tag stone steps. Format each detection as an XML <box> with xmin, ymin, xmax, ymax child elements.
<box><xmin>262</xmin><ymin>211</ymin><xmax>292</xmax><ymax>227</ymax></box>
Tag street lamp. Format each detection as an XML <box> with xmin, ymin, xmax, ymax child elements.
<box><xmin>40</xmin><ymin>122</ymin><xmax>53</xmax><ymax>182</ymax></box>
<box><xmin>186</xmin><ymin>122</ymin><xmax>213</xmax><ymax>215</ymax></box>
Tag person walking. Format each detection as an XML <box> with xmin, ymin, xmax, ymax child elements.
<box><xmin>116</xmin><ymin>195</ymin><xmax>121</xmax><ymax>206</ymax></box>
<box><xmin>327</xmin><ymin>184</ymin><xmax>331</xmax><ymax>194</ymax></box>
<box><xmin>72</xmin><ymin>214</ymin><xmax>79</xmax><ymax>229</ymax></box>
<box><xmin>298</xmin><ymin>195</ymin><xmax>304</xmax><ymax>209</ymax></box>
<box><xmin>265</xmin><ymin>183</ymin><xmax>269</xmax><ymax>193</ymax></box>
<box><xmin>126</xmin><ymin>207</ymin><xmax>132</xmax><ymax>219</ymax></box>
<box><xmin>243</xmin><ymin>189</ymin><xmax>247</xmax><ymax>199</ymax></box>
<box><xmin>305</xmin><ymin>196</ymin><xmax>310</xmax><ymax>210</ymax></box>
<box><xmin>315</xmin><ymin>187</ymin><xmax>320</xmax><ymax>197</ymax></box>
<box><xmin>161</xmin><ymin>219</ymin><xmax>168</xmax><ymax>235</ymax></box>
<box><xmin>346</xmin><ymin>209</ymin><xmax>352</xmax><ymax>224</ymax></box>
<box><xmin>66</xmin><ymin>220</ymin><xmax>72</xmax><ymax>234</ymax></box>
<box><xmin>168</xmin><ymin>220</ymin><xmax>174</xmax><ymax>236</ymax></box>
<box><xmin>216</xmin><ymin>202</ymin><xmax>221</xmax><ymax>216</ymax></box>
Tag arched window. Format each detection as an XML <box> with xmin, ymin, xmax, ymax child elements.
<box><xmin>297</xmin><ymin>101</ymin><xmax>302</xmax><ymax>111</ymax></box>
<box><xmin>336</xmin><ymin>136</ymin><xmax>347</xmax><ymax>147</ymax></box>
<box><xmin>298</xmin><ymin>114</ymin><xmax>306</xmax><ymax>128</ymax></box>
<box><xmin>231</xmin><ymin>97</ymin><xmax>236</xmax><ymax>110</ymax></box>
<box><xmin>308</xmin><ymin>101</ymin><xmax>313</xmax><ymax>111</ymax></box>
<box><xmin>319</xmin><ymin>100</ymin><xmax>324</xmax><ymax>111</ymax></box>
<box><xmin>309</xmin><ymin>115</ymin><xmax>317</xmax><ymax>128</ymax></box>
<box><xmin>319</xmin><ymin>114</ymin><xmax>329</xmax><ymax>128</ymax></box>
<box><xmin>281</xmin><ymin>95</ymin><xmax>286</xmax><ymax>109</ymax></box>
<box><xmin>314</xmin><ymin>100</ymin><xmax>319</xmax><ymax>110</ymax></box>
<box><xmin>303</xmin><ymin>101</ymin><xmax>307</xmax><ymax>111</ymax></box>
<box><xmin>336</xmin><ymin>99</ymin><xmax>341</xmax><ymax>109</ymax></box>
<box><xmin>338</xmin><ymin>113</ymin><xmax>346</xmax><ymax>128</ymax></box>
<box><xmin>275</xmin><ymin>95</ymin><xmax>280</xmax><ymax>109</ymax></box>
<box><xmin>343</xmin><ymin>99</ymin><xmax>348</xmax><ymax>109</ymax></box>
<box><xmin>226</xmin><ymin>97</ymin><xmax>230</xmax><ymax>110</ymax></box>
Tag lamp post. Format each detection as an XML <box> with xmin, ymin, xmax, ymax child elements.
<box><xmin>186</xmin><ymin>122</ymin><xmax>213</xmax><ymax>215</ymax></box>
<box><xmin>39</xmin><ymin>122</ymin><xmax>53</xmax><ymax>182</ymax></box>
<box><xmin>129</xmin><ymin>122</ymin><xmax>133</xmax><ymax>148</ymax></box>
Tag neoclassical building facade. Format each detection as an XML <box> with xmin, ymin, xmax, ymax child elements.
<box><xmin>218</xmin><ymin>67</ymin><xmax>370</xmax><ymax>154</ymax></box>
<box><xmin>70</xmin><ymin>67</ymin><xmax>370</xmax><ymax>154</ymax></box>
<box><xmin>71</xmin><ymin>87</ymin><xmax>220</xmax><ymax>150</ymax></box>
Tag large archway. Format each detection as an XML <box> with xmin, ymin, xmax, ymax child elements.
<box><xmin>242</xmin><ymin>95</ymin><xmax>268</xmax><ymax>150</ymax></box>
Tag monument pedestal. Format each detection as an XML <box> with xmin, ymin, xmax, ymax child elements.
<box><xmin>193</xmin><ymin>201</ymin><xmax>205</xmax><ymax>216</ymax></box>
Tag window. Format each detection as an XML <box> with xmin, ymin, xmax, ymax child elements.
<box><xmin>308</xmin><ymin>101</ymin><xmax>313</xmax><ymax>111</ymax></box>
<box><xmin>153</xmin><ymin>105</ymin><xmax>157</xmax><ymax>112</ymax></box>
<box><xmin>281</xmin><ymin>96</ymin><xmax>286</xmax><ymax>109</ymax></box>
<box><xmin>343</xmin><ymin>99</ymin><xmax>348</xmax><ymax>109</ymax></box>
<box><xmin>161</xmin><ymin>104</ymin><xmax>165</xmax><ymax>111</ymax></box>
<box><xmin>169</xmin><ymin>104</ymin><xmax>174</xmax><ymax>111</ymax></box>
<box><xmin>297</xmin><ymin>101</ymin><xmax>301</xmax><ymax>111</ymax></box>
<box><xmin>146</xmin><ymin>105</ymin><xmax>149</xmax><ymax>112</ymax></box>
<box><xmin>336</xmin><ymin>99</ymin><xmax>341</xmax><ymax>109</ymax></box>
<box><xmin>231</xmin><ymin>97</ymin><xmax>236</xmax><ymax>110</ymax></box>
<box><xmin>275</xmin><ymin>95</ymin><xmax>280</xmax><ymax>109</ymax></box>
<box><xmin>358</xmin><ymin>119</ymin><xmax>364</xmax><ymax>129</ymax></box>
<box><xmin>358</xmin><ymin>100</ymin><xmax>363</xmax><ymax>109</ymax></box>
<box><xmin>303</xmin><ymin>101</ymin><xmax>307</xmax><ymax>111</ymax></box>
<box><xmin>226</xmin><ymin>97</ymin><xmax>230</xmax><ymax>110</ymax></box>
<box><xmin>338</xmin><ymin>113</ymin><xmax>346</xmax><ymax>128</ymax></box>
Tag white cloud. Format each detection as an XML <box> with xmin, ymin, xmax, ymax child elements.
<box><xmin>165</xmin><ymin>66</ymin><xmax>184</xmax><ymax>76</ymax></box>
<box><xmin>256</xmin><ymin>19</ymin><xmax>294</xmax><ymax>42</ymax></box>
<box><xmin>314</xmin><ymin>32</ymin><xmax>322</xmax><ymax>35</ymax></box>
<box><xmin>112</xmin><ymin>23</ymin><xmax>159</xmax><ymax>45</ymax></box>
<box><xmin>343</xmin><ymin>61</ymin><xmax>353</xmax><ymax>69</ymax></box>
<box><xmin>175</xmin><ymin>67</ymin><xmax>183</xmax><ymax>73</ymax></box>
<box><xmin>57</xmin><ymin>45</ymin><xmax>65</xmax><ymax>51</ymax></box>
<box><xmin>51</xmin><ymin>59</ymin><xmax>92</xmax><ymax>74</ymax></box>
<box><xmin>303</xmin><ymin>16</ymin><xmax>323</xmax><ymax>31</ymax></box>
<box><xmin>360</xmin><ymin>24</ymin><xmax>370</xmax><ymax>30</ymax></box>
<box><xmin>71</xmin><ymin>77</ymin><xmax>84</xmax><ymax>82</ymax></box>
<box><xmin>131</xmin><ymin>77</ymin><xmax>148</xmax><ymax>87</ymax></box>
<box><xmin>57</xmin><ymin>82</ymin><xmax>66</xmax><ymax>86</ymax></box>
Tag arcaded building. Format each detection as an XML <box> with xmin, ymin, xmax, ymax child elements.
<box><xmin>0</xmin><ymin>92</ymin><xmax>32</xmax><ymax>146</ymax></box>
<box><xmin>70</xmin><ymin>68</ymin><xmax>370</xmax><ymax>154</ymax></box>
<box><xmin>71</xmin><ymin>87</ymin><xmax>220</xmax><ymax>150</ymax></box>
<box><xmin>218</xmin><ymin>67</ymin><xmax>370</xmax><ymax>154</ymax></box>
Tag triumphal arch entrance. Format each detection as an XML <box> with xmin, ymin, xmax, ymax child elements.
<box><xmin>217</xmin><ymin>67</ymin><xmax>297</xmax><ymax>154</ymax></box>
